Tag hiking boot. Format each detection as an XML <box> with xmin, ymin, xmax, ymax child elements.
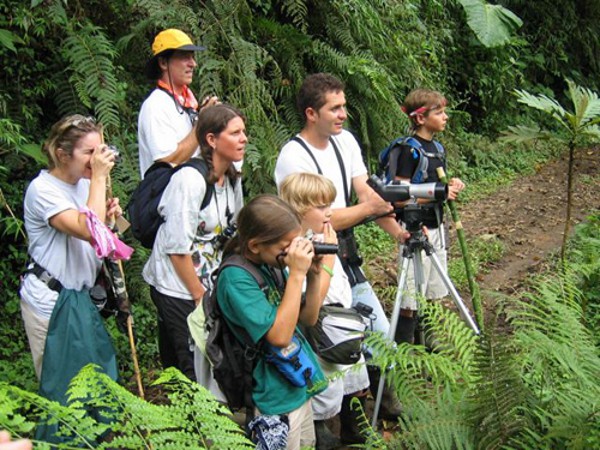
<box><xmin>314</xmin><ymin>420</ymin><xmax>340</xmax><ymax>450</ymax></box>
<box><xmin>394</xmin><ymin>315</ymin><xmax>418</xmax><ymax>344</ymax></box>
<box><xmin>367</xmin><ymin>365</ymin><xmax>402</xmax><ymax>421</ymax></box>
<box><xmin>340</xmin><ymin>394</ymin><xmax>367</xmax><ymax>445</ymax></box>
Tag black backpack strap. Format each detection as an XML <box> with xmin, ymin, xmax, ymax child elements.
<box><xmin>329</xmin><ymin>137</ymin><xmax>351</xmax><ymax>207</ymax></box>
<box><xmin>217</xmin><ymin>254</ymin><xmax>271</xmax><ymax>425</ymax></box>
<box><xmin>291</xmin><ymin>136</ymin><xmax>323</xmax><ymax>175</ymax></box>
<box><xmin>180</xmin><ymin>157</ymin><xmax>215</xmax><ymax>210</ymax></box>
<box><xmin>291</xmin><ymin>136</ymin><xmax>351</xmax><ymax>207</ymax></box>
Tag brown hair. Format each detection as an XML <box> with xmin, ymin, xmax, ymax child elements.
<box><xmin>42</xmin><ymin>115</ymin><xmax>103</xmax><ymax>169</ymax></box>
<box><xmin>279</xmin><ymin>173</ymin><xmax>336</xmax><ymax>216</ymax></box>
<box><xmin>223</xmin><ymin>195</ymin><xmax>301</xmax><ymax>259</ymax></box>
<box><xmin>402</xmin><ymin>88</ymin><xmax>447</xmax><ymax>132</ymax></box>
<box><xmin>297</xmin><ymin>73</ymin><xmax>345</xmax><ymax>121</ymax></box>
<box><xmin>196</xmin><ymin>104</ymin><xmax>245</xmax><ymax>183</ymax></box>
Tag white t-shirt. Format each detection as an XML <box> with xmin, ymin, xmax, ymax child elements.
<box><xmin>323</xmin><ymin>256</ymin><xmax>352</xmax><ymax>308</ymax></box>
<box><xmin>137</xmin><ymin>88</ymin><xmax>199</xmax><ymax>177</ymax></box>
<box><xmin>274</xmin><ymin>130</ymin><xmax>368</xmax><ymax>209</ymax></box>
<box><xmin>20</xmin><ymin>170</ymin><xmax>102</xmax><ymax>319</ymax></box>
<box><xmin>143</xmin><ymin>167</ymin><xmax>244</xmax><ymax>299</ymax></box>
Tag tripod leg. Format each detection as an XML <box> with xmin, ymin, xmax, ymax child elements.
<box><xmin>371</xmin><ymin>255</ymin><xmax>410</xmax><ymax>429</ymax></box>
<box><xmin>412</xmin><ymin>250</ymin><xmax>427</xmax><ymax>345</ymax></box>
<box><xmin>428</xmin><ymin>252</ymin><xmax>480</xmax><ymax>334</ymax></box>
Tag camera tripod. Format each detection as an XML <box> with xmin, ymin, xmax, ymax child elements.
<box><xmin>371</xmin><ymin>218</ymin><xmax>480</xmax><ymax>428</ymax></box>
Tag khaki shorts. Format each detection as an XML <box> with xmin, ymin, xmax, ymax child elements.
<box><xmin>256</xmin><ymin>399</ymin><xmax>315</xmax><ymax>450</ymax></box>
<box><xmin>20</xmin><ymin>299</ymin><xmax>50</xmax><ymax>380</ymax></box>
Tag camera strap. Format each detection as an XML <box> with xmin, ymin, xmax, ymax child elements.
<box><xmin>156</xmin><ymin>83</ymin><xmax>198</xmax><ymax>123</ymax></box>
<box><xmin>291</xmin><ymin>136</ymin><xmax>351</xmax><ymax>206</ymax></box>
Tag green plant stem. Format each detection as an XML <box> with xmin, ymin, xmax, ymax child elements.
<box><xmin>436</xmin><ymin>168</ymin><xmax>484</xmax><ymax>331</ymax></box>
<box><xmin>560</xmin><ymin>141</ymin><xmax>575</xmax><ymax>263</ymax></box>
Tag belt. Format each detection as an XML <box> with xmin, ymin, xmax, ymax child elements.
<box><xmin>25</xmin><ymin>262</ymin><xmax>63</xmax><ymax>293</ymax></box>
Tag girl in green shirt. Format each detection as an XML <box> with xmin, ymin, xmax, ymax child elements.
<box><xmin>217</xmin><ymin>195</ymin><xmax>326</xmax><ymax>449</ymax></box>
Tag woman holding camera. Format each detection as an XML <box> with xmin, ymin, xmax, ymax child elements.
<box><xmin>143</xmin><ymin>104</ymin><xmax>244</xmax><ymax>387</ymax></box>
<box><xmin>20</xmin><ymin>115</ymin><xmax>120</xmax><ymax>419</ymax></box>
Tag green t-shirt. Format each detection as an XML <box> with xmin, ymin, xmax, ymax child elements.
<box><xmin>217</xmin><ymin>263</ymin><xmax>325</xmax><ymax>415</ymax></box>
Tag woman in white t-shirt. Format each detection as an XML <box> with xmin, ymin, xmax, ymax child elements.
<box><xmin>142</xmin><ymin>104</ymin><xmax>245</xmax><ymax>385</ymax></box>
<box><xmin>20</xmin><ymin>114</ymin><xmax>121</xmax><ymax>386</ymax></box>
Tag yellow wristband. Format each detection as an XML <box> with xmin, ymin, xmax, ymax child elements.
<box><xmin>322</xmin><ymin>264</ymin><xmax>334</xmax><ymax>277</ymax></box>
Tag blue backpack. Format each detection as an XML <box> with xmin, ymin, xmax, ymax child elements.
<box><xmin>127</xmin><ymin>158</ymin><xmax>214</xmax><ymax>249</ymax></box>
<box><xmin>379</xmin><ymin>136</ymin><xmax>445</xmax><ymax>183</ymax></box>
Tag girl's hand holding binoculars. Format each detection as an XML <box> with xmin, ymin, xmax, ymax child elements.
<box><xmin>284</xmin><ymin>237</ymin><xmax>314</xmax><ymax>276</ymax></box>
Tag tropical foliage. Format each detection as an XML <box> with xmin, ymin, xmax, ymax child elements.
<box><xmin>1</xmin><ymin>366</ymin><xmax>253</xmax><ymax>449</ymax></box>
<box><xmin>0</xmin><ymin>0</ymin><xmax>599</xmax><ymax>446</ymax></box>
<box><xmin>366</xmin><ymin>215</ymin><xmax>600</xmax><ymax>449</ymax></box>
<box><xmin>502</xmin><ymin>80</ymin><xmax>600</xmax><ymax>260</ymax></box>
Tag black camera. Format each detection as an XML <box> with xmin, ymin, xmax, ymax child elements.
<box><xmin>215</xmin><ymin>223</ymin><xmax>237</xmax><ymax>251</ymax></box>
<box><xmin>312</xmin><ymin>242</ymin><xmax>339</xmax><ymax>255</ymax></box>
<box><xmin>367</xmin><ymin>174</ymin><xmax>447</xmax><ymax>203</ymax></box>
<box><xmin>354</xmin><ymin>301</ymin><xmax>374</xmax><ymax>318</ymax></box>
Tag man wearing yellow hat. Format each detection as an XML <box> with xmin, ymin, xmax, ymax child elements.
<box><xmin>138</xmin><ymin>28</ymin><xmax>218</xmax><ymax>177</ymax></box>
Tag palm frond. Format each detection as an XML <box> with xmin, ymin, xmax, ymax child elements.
<box><xmin>499</xmin><ymin>125</ymin><xmax>559</xmax><ymax>144</ymax></box>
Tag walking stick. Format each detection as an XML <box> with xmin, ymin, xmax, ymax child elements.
<box><xmin>106</xmin><ymin>174</ymin><xmax>145</xmax><ymax>398</ymax></box>
<box><xmin>436</xmin><ymin>167</ymin><xmax>484</xmax><ymax>332</ymax></box>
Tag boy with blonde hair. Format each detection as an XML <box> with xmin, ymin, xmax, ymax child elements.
<box><xmin>280</xmin><ymin>172</ymin><xmax>370</xmax><ymax>448</ymax></box>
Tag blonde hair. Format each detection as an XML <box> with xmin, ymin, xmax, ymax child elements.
<box><xmin>279</xmin><ymin>172</ymin><xmax>337</xmax><ymax>216</ymax></box>
<box><xmin>42</xmin><ymin>115</ymin><xmax>103</xmax><ymax>169</ymax></box>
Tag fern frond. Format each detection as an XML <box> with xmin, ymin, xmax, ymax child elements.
<box><xmin>280</xmin><ymin>0</ymin><xmax>308</xmax><ymax>32</ymax></box>
<box><xmin>467</xmin><ymin>323</ymin><xmax>531</xmax><ymax>449</ymax></box>
<box><xmin>61</xmin><ymin>22</ymin><xmax>121</xmax><ymax>131</ymax></box>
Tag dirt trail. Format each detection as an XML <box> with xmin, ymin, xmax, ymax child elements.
<box><xmin>456</xmin><ymin>146</ymin><xmax>600</xmax><ymax>295</ymax></box>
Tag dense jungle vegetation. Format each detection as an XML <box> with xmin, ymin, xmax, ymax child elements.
<box><xmin>1</xmin><ymin>0</ymin><xmax>599</xmax><ymax>448</ymax></box>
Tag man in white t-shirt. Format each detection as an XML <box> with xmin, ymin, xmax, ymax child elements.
<box><xmin>138</xmin><ymin>28</ymin><xmax>219</xmax><ymax>177</ymax></box>
<box><xmin>275</xmin><ymin>73</ymin><xmax>409</xmax><ymax>420</ymax></box>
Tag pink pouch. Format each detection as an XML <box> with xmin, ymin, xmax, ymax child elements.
<box><xmin>82</xmin><ymin>208</ymin><xmax>134</xmax><ymax>261</ymax></box>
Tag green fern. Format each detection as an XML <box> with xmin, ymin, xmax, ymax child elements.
<box><xmin>0</xmin><ymin>365</ymin><xmax>253</xmax><ymax>448</ymax></box>
<box><xmin>61</xmin><ymin>23</ymin><xmax>121</xmax><ymax>132</ymax></box>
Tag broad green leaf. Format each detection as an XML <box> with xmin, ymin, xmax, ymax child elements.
<box><xmin>457</xmin><ymin>0</ymin><xmax>523</xmax><ymax>48</ymax></box>
<box><xmin>0</xmin><ymin>29</ymin><xmax>23</xmax><ymax>53</ymax></box>
<box><xmin>499</xmin><ymin>125</ymin><xmax>560</xmax><ymax>144</ymax></box>
<box><xmin>514</xmin><ymin>89</ymin><xmax>566</xmax><ymax>116</ymax></box>
<box><xmin>18</xmin><ymin>143</ymin><xmax>47</xmax><ymax>165</ymax></box>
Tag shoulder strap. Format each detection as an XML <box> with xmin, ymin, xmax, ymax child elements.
<box><xmin>329</xmin><ymin>137</ymin><xmax>351</xmax><ymax>207</ymax></box>
<box><xmin>219</xmin><ymin>254</ymin><xmax>267</xmax><ymax>289</ymax></box>
<box><xmin>432</xmin><ymin>140</ymin><xmax>446</xmax><ymax>164</ymax></box>
<box><xmin>291</xmin><ymin>136</ymin><xmax>322</xmax><ymax>175</ymax></box>
<box><xmin>290</xmin><ymin>136</ymin><xmax>351</xmax><ymax>206</ymax></box>
<box><xmin>220</xmin><ymin>254</ymin><xmax>285</xmax><ymax>297</ymax></box>
<box><xmin>179</xmin><ymin>158</ymin><xmax>215</xmax><ymax>210</ymax></box>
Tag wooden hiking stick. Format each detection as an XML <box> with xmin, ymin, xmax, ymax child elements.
<box><xmin>436</xmin><ymin>167</ymin><xmax>484</xmax><ymax>332</ymax></box>
<box><xmin>106</xmin><ymin>172</ymin><xmax>145</xmax><ymax>398</ymax></box>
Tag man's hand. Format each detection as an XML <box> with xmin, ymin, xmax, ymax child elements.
<box><xmin>365</xmin><ymin>188</ymin><xmax>394</xmax><ymax>216</ymax></box>
<box><xmin>199</xmin><ymin>95</ymin><xmax>220</xmax><ymax>111</ymax></box>
<box><xmin>396</xmin><ymin>227</ymin><xmax>411</xmax><ymax>243</ymax></box>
